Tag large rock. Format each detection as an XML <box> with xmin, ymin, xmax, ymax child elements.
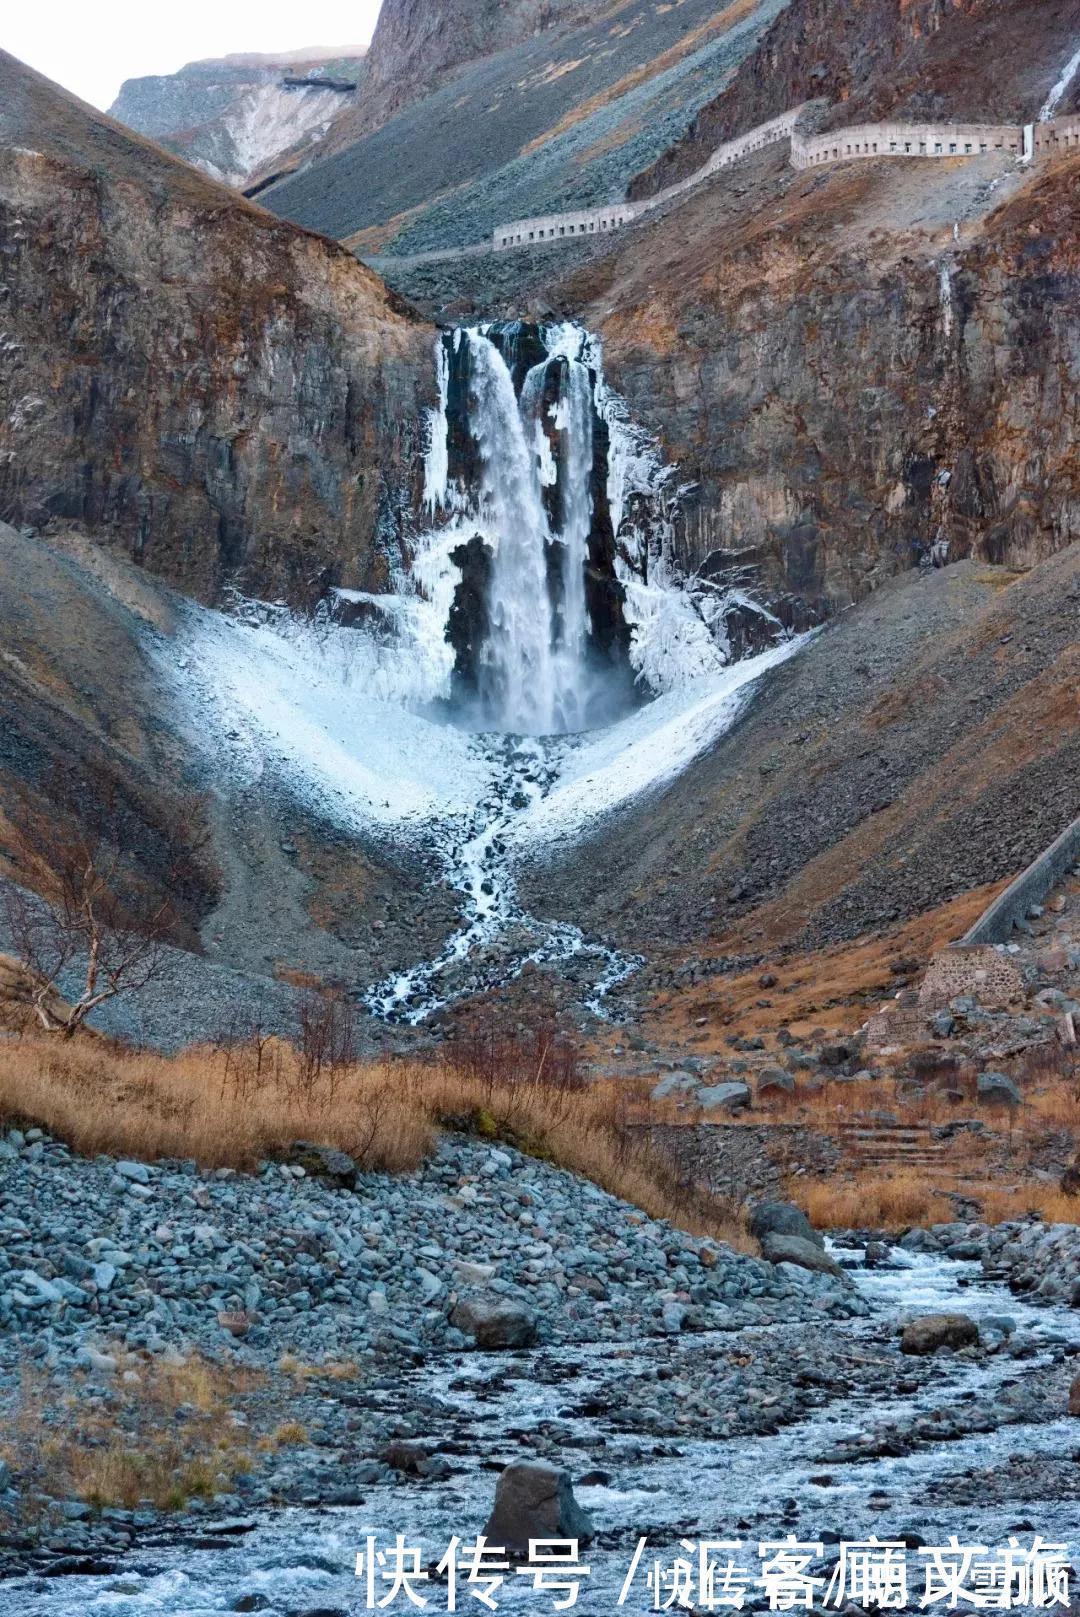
<box><xmin>757</xmin><ymin>1067</ymin><xmax>795</xmax><ymax>1097</ymax></box>
<box><xmin>450</xmin><ymin>1293</ymin><xmax>537</xmax><ymax>1350</ymax></box>
<box><xmin>977</xmin><ymin>1072</ymin><xmax>1022</xmax><ymax>1108</ymax></box>
<box><xmin>697</xmin><ymin>1081</ymin><xmax>751</xmax><ymax>1114</ymax></box>
<box><xmin>483</xmin><ymin>1461</ymin><xmax>594</xmax><ymax>1555</ymax></box>
<box><xmin>651</xmin><ymin>1072</ymin><xmax>701</xmax><ymax>1102</ymax></box>
<box><xmin>749</xmin><ymin>1201</ymin><xmax>824</xmax><ymax>1250</ymax></box>
<box><xmin>284</xmin><ymin>1141</ymin><xmax>359</xmax><ymax>1190</ymax></box>
<box><xmin>759</xmin><ymin>1233</ymin><xmax>842</xmax><ymax>1276</ymax></box>
<box><xmin>1070</xmin><ymin>1375</ymin><xmax>1080</xmax><ymax>1417</ymax></box>
<box><xmin>900</xmin><ymin>1314</ymin><xmax>980</xmax><ymax>1356</ymax></box>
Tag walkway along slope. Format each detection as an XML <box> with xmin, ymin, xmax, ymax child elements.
<box><xmin>364</xmin><ymin>104</ymin><xmax>1080</xmax><ymax>270</ymax></box>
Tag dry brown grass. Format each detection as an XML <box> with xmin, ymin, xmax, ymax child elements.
<box><xmin>790</xmin><ymin>1169</ymin><xmax>1080</xmax><ymax>1231</ymax></box>
<box><xmin>977</xmin><ymin>1184</ymin><xmax>1080</xmax><ymax>1225</ymax></box>
<box><xmin>790</xmin><ymin>1171</ymin><xmax>957</xmax><ymax>1230</ymax></box>
<box><xmin>0</xmin><ymin>1355</ymin><xmax>262</xmax><ymax>1514</ymax></box>
<box><xmin>0</xmin><ymin>1035</ymin><xmax>751</xmax><ymax>1248</ymax></box>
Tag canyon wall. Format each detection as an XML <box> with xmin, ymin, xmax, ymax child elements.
<box><xmin>0</xmin><ymin>52</ymin><xmax>434</xmax><ymax>607</ymax></box>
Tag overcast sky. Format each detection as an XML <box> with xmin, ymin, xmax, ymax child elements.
<box><xmin>5</xmin><ymin>0</ymin><xmax>384</xmax><ymax>111</ymax></box>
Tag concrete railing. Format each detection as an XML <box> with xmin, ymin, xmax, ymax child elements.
<box><xmin>1033</xmin><ymin>115</ymin><xmax>1080</xmax><ymax>158</ymax></box>
<box><xmin>494</xmin><ymin>203</ymin><xmax>639</xmax><ymax>251</ymax></box>
<box><xmin>960</xmin><ymin>816</ymin><xmax>1080</xmax><ymax>945</ymax></box>
<box><xmin>791</xmin><ymin>119</ymin><xmax>1029</xmax><ymax>170</ymax></box>
<box><xmin>492</xmin><ymin>108</ymin><xmax>804</xmax><ymax>252</ymax></box>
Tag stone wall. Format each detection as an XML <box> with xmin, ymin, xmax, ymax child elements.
<box><xmin>962</xmin><ymin>816</ymin><xmax>1080</xmax><ymax>945</ymax></box>
<box><xmin>492</xmin><ymin>108</ymin><xmax>802</xmax><ymax>252</ymax></box>
<box><xmin>1033</xmin><ymin>116</ymin><xmax>1080</xmax><ymax>158</ymax></box>
<box><xmin>919</xmin><ymin>945</ymin><xmax>1025</xmax><ymax>1008</ymax></box>
<box><xmin>411</xmin><ymin>107</ymin><xmax>1078</xmax><ymax>265</ymax></box>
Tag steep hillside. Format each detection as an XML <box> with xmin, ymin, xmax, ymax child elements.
<box><xmin>364</xmin><ymin>0</ymin><xmax>601</xmax><ymax>111</ymax></box>
<box><xmin>262</xmin><ymin>0</ymin><xmax>787</xmax><ymax>251</ymax></box>
<box><xmin>0</xmin><ymin>50</ymin><xmax>433</xmax><ymax>606</ymax></box>
<box><xmin>520</xmin><ymin>543</ymin><xmax>1080</xmax><ymax>969</ymax></box>
<box><xmin>110</xmin><ymin>51</ymin><xmax>366</xmax><ymax>188</ymax></box>
<box><xmin>633</xmin><ymin>0</ymin><xmax>1080</xmax><ymax>198</ymax></box>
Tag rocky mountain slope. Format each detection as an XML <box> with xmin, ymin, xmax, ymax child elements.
<box><xmin>261</xmin><ymin>0</ymin><xmax>786</xmax><ymax>252</ymax></box>
<box><xmin>0</xmin><ymin>51</ymin><xmax>433</xmax><ymax>606</ymax></box>
<box><xmin>109</xmin><ymin>50</ymin><xmax>367</xmax><ymax>188</ymax></box>
<box><xmin>520</xmin><ymin>545</ymin><xmax>1080</xmax><ymax>971</ymax></box>
<box><xmin>363</xmin><ymin>0</ymin><xmax>603</xmax><ymax>119</ymax></box>
<box><xmin>633</xmin><ymin>0</ymin><xmax>1080</xmax><ymax>199</ymax></box>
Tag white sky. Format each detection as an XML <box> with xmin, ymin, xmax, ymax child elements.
<box><xmin>5</xmin><ymin>0</ymin><xmax>384</xmax><ymax>112</ymax></box>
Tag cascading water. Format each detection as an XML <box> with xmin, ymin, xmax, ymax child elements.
<box><xmin>427</xmin><ymin>323</ymin><xmax>634</xmax><ymax>736</ymax></box>
<box><xmin>173</xmin><ymin>319</ymin><xmax>798</xmax><ymax>1025</ymax></box>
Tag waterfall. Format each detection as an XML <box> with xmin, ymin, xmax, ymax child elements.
<box><xmin>403</xmin><ymin>319</ymin><xmax>789</xmax><ymax>736</ymax></box>
<box><xmin>1040</xmin><ymin>42</ymin><xmax>1080</xmax><ymax>122</ymax></box>
<box><xmin>465</xmin><ymin>331</ymin><xmax>564</xmax><ymax>735</ymax></box>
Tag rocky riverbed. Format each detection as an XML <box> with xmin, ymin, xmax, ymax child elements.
<box><xmin>2</xmin><ymin>1128</ymin><xmax>1080</xmax><ymax>1613</ymax></box>
<box><xmin>1</xmin><ymin>1233</ymin><xmax>1078</xmax><ymax>1614</ymax></box>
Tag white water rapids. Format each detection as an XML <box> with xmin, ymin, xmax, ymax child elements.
<box><xmin>8</xmin><ymin>1249</ymin><xmax>1078</xmax><ymax>1615</ymax></box>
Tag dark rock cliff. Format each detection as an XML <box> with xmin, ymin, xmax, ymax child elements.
<box><xmin>553</xmin><ymin>145</ymin><xmax>1080</xmax><ymax>626</ymax></box>
<box><xmin>0</xmin><ymin>51</ymin><xmax>434</xmax><ymax>607</ymax></box>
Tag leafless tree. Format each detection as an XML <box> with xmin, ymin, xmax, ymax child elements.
<box><xmin>0</xmin><ymin>765</ymin><xmax>202</xmax><ymax>1038</ymax></box>
<box><xmin>291</xmin><ymin>988</ymin><xmax>359</xmax><ymax>1106</ymax></box>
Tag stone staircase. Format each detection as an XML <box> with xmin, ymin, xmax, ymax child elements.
<box><xmin>837</xmin><ymin>1114</ymin><xmax>952</xmax><ymax>1175</ymax></box>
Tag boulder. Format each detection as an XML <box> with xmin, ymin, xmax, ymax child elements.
<box><xmin>760</xmin><ymin>1233</ymin><xmax>843</xmax><ymax>1276</ymax></box>
<box><xmin>697</xmin><ymin>1081</ymin><xmax>751</xmax><ymax>1114</ymax></box>
<box><xmin>1070</xmin><ymin>1375</ymin><xmax>1080</xmax><ymax>1417</ymax></box>
<box><xmin>450</xmin><ymin>1294</ymin><xmax>537</xmax><ymax>1350</ymax></box>
<box><xmin>283</xmin><ymin>1141</ymin><xmax>359</xmax><ymax>1189</ymax></box>
<box><xmin>757</xmin><ymin>1068</ymin><xmax>795</xmax><ymax>1097</ymax></box>
<box><xmin>900</xmin><ymin>1314</ymin><xmax>979</xmax><ymax>1356</ymax></box>
<box><xmin>650</xmin><ymin>1072</ymin><xmax>701</xmax><ymax>1103</ymax></box>
<box><xmin>483</xmin><ymin>1461</ymin><xmax>594</xmax><ymax>1555</ymax></box>
<box><xmin>749</xmin><ymin>1201</ymin><xmax>824</xmax><ymax>1250</ymax></box>
<box><xmin>977</xmin><ymin>1072</ymin><xmax>1021</xmax><ymax>1108</ymax></box>
<box><xmin>216</xmin><ymin>1310</ymin><xmax>253</xmax><ymax>1338</ymax></box>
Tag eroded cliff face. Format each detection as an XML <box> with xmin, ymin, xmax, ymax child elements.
<box><xmin>555</xmin><ymin>149</ymin><xmax>1080</xmax><ymax>626</ymax></box>
<box><xmin>0</xmin><ymin>52</ymin><xmax>433</xmax><ymax>607</ymax></box>
<box><xmin>109</xmin><ymin>54</ymin><xmax>365</xmax><ymax>189</ymax></box>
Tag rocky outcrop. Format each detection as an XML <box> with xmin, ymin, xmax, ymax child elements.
<box><xmin>0</xmin><ymin>51</ymin><xmax>433</xmax><ymax>607</ymax></box>
<box><xmin>562</xmin><ymin>150</ymin><xmax>1080</xmax><ymax>625</ymax></box>
<box><xmin>109</xmin><ymin>52</ymin><xmax>366</xmax><ymax>188</ymax></box>
<box><xmin>483</xmin><ymin>1461</ymin><xmax>594</xmax><ymax>1555</ymax></box>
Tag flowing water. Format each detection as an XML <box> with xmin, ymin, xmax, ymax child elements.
<box><xmin>170</xmin><ymin>320</ymin><xmax>795</xmax><ymax>1024</ymax></box>
<box><xmin>7</xmin><ymin>1250</ymin><xmax>1077</xmax><ymax>1615</ymax></box>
